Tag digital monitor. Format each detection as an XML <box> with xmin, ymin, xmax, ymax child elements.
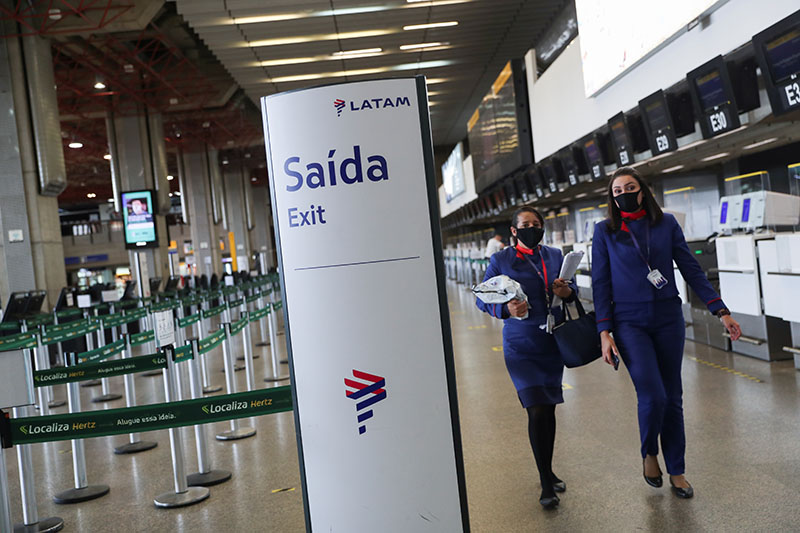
<box><xmin>541</xmin><ymin>160</ymin><xmax>558</xmax><ymax>193</ymax></box>
<box><xmin>164</xmin><ymin>276</ymin><xmax>181</xmax><ymax>292</ymax></box>
<box><xmin>503</xmin><ymin>180</ymin><xmax>518</xmax><ymax>206</ymax></box>
<box><xmin>442</xmin><ymin>142</ymin><xmax>466</xmax><ymax>202</ymax></box>
<box><xmin>639</xmin><ymin>90</ymin><xmax>677</xmax><ymax>155</ymax></box>
<box><xmin>527</xmin><ymin>168</ymin><xmax>545</xmax><ymax>198</ymax></box>
<box><xmin>514</xmin><ymin>175</ymin><xmax>530</xmax><ymax>202</ymax></box>
<box><xmin>557</xmin><ymin>149</ymin><xmax>578</xmax><ymax>187</ymax></box>
<box><xmin>583</xmin><ymin>135</ymin><xmax>606</xmax><ymax>180</ymax></box>
<box><xmin>27</xmin><ymin>291</ymin><xmax>46</xmax><ymax>315</ymax></box>
<box><xmin>608</xmin><ymin>112</ymin><xmax>633</xmax><ymax>166</ymax></box>
<box><xmin>753</xmin><ymin>10</ymin><xmax>800</xmax><ymax>116</ymax></box>
<box><xmin>2</xmin><ymin>292</ymin><xmax>29</xmax><ymax>323</ymax></box>
<box><xmin>121</xmin><ymin>190</ymin><xmax>159</xmax><ymax>250</ymax></box>
<box><xmin>687</xmin><ymin>56</ymin><xmax>741</xmax><ymax>138</ymax></box>
<box><xmin>149</xmin><ymin>278</ymin><xmax>162</xmax><ymax>294</ymax></box>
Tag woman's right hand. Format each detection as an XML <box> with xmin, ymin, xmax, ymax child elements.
<box><xmin>507</xmin><ymin>298</ymin><xmax>528</xmax><ymax>318</ymax></box>
<box><xmin>600</xmin><ymin>331</ymin><xmax>620</xmax><ymax>366</ymax></box>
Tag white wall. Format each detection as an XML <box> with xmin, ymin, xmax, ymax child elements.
<box><xmin>530</xmin><ymin>0</ymin><xmax>799</xmax><ymax>162</ymax></box>
<box><xmin>439</xmin><ymin>154</ymin><xmax>478</xmax><ymax>217</ymax></box>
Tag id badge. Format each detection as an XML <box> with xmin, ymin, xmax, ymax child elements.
<box><xmin>647</xmin><ymin>269</ymin><xmax>668</xmax><ymax>290</ymax></box>
<box><xmin>546</xmin><ymin>313</ymin><xmax>555</xmax><ymax>334</ymax></box>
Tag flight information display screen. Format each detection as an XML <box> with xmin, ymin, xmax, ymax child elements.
<box><xmin>695</xmin><ymin>69</ymin><xmax>728</xmax><ymax>111</ymax></box>
<box><xmin>764</xmin><ymin>27</ymin><xmax>800</xmax><ymax>83</ymax></box>
<box><xmin>644</xmin><ymin>99</ymin><xmax>670</xmax><ymax>133</ymax></box>
<box><xmin>584</xmin><ymin>138</ymin><xmax>602</xmax><ymax>166</ymax></box>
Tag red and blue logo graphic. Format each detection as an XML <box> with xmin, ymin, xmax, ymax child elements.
<box><xmin>333</xmin><ymin>98</ymin><xmax>346</xmax><ymax>116</ymax></box>
<box><xmin>345</xmin><ymin>370</ymin><xmax>386</xmax><ymax>435</ymax></box>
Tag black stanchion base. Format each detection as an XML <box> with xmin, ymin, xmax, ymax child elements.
<box><xmin>53</xmin><ymin>484</ymin><xmax>110</xmax><ymax>504</ymax></box>
<box><xmin>91</xmin><ymin>394</ymin><xmax>123</xmax><ymax>403</ymax></box>
<box><xmin>220</xmin><ymin>365</ymin><xmax>245</xmax><ymax>373</ymax></box>
<box><xmin>280</xmin><ymin>359</ymin><xmax>288</xmax><ymax>364</ymax></box>
<box><xmin>255</xmin><ymin>341</ymin><xmax>269</xmax><ymax>347</ymax></box>
<box><xmin>114</xmin><ymin>440</ymin><xmax>158</xmax><ymax>455</ymax></box>
<box><xmin>187</xmin><ymin>469</ymin><xmax>232</xmax><ymax>487</ymax></box>
<box><xmin>203</xmin><ymin>385</ymin><xmax>223</xmax><ymax>394</ymax></box>
<box><xmin>237</xmin><ymin>354</ymin><xmax>260</xmax><ymax>360</ymax></box>
<box><xmin>277</xmin><ymin>331</ymin><xmax>285</xmax><ymax>336</ymax></box>
<box><xmin>264</xmin><ymin>376</ymin><xmax>290</xmax><ymax>383</ymax></box>
<box><xmin>48</xmin><ymin>400</ymin><xmax>66</xmax><ymax>408</ymax></box>
<box><xmin>80</xmin><ymin>380</ymin><xmax>101</xmax><ymax>388</ymax></box>
<box><xmin>153</xmin><ymin>486</ymin><xmax>209</xmax><ymax>508</ymax></box>
<box><xmin>13</xmin><ymin>517</ymin><xmax>64</xmax><ymax>533</ymax></box>
<box><xmin>142</xmin><ymin>370</ymin><xmax>162</xmax><ymax>377</ymax></box>
<box><xmin>216</xmin><ymin>427</ymin><xmax>256</xmax><ymax>441</ymax></box>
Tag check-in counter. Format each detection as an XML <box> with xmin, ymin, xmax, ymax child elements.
<box><xmin>758</xmin><ymin>233</ymin><xmax>800</xmax><ymax>369</ymax></box>
<box><xmin>717</xmin><ymin>234</ymin><xmax>792</xmax><ymax>361</ymax></box>
<box><xmin>681</xmin><ymin>239</ymin><xmax>729</xmax><ymax>350</ymax></box>
<box><xmin>572</xmin><ymin>242</ymin><xmax>593</xmax><ymax>304</ymax></box>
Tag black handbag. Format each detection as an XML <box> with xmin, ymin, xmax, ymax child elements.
<box><xmin>552</xmin><ymin>299</ymin><xmax>602</xmax><ymax>368</ymax></box>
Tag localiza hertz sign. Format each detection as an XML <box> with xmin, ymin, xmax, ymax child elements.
<box><xmin>344</xmin><ymin>370</ymin><xmax>387</xmax><ymax>435</ymax></box>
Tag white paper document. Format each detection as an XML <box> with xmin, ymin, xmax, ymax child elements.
<box><xmin>551</xmin><ymin>250</ymin><xmax>585</xmax><ymax>308</ymax></box>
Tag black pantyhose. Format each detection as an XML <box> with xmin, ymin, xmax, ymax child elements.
<box><xmin>527</xmin><ymin>404</ymin><xmax>558</xmax><ymax>499</ymax></box>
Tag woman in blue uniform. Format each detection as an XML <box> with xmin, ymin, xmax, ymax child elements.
<box><xmin>476</xmin><ymin>206</ymin><xmax>576</xmax><ymax>510</ymax></box>
<box><xmin>592</xmin><ymin>167</ymin><xmax>742</xmax><ymax>499</ymax></box>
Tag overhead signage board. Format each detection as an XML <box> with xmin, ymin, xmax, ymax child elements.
<box><xmin>121</xmin><ymin>189</ymin><xmax>159</xmax><ymax>249</ymax></box>
<box><xmin>261</xmin><ymin>77</ymin><xmax>468</xmax><ymax>532</ymax></box>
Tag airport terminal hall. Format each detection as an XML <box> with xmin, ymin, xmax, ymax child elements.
<box><xmin>2</xmin><ymin>0</ymin><xmax>800</xmax><ymax>531</ymax></box>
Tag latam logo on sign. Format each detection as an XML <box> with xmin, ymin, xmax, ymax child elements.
<box><xmin>344</xmin><ymin>370</ymin><xmax>387</xmax><ymax>435</ymax></box>
<box><xmin>333</xmin><ymin>96</ymin><xmax>411</xmax><ymax>117</ymax></box>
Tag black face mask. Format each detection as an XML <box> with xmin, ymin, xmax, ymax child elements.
<box><xmin>515</xmin><ymin>226</ymin><xmax>544</xmax><ymax>248</ymax></box>
<box><xmin>615</xmin><ymin>191</ymin><xmax>642</xmax><ymax>213</ymax></box>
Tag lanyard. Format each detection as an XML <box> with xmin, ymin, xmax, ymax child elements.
<box><xmin>626</xmin><ymin>223</ymin><xmax>652</xmax><ymax>271</ymax></box>
<box><xmin>518</xmin><ymin>247</ymin><xmax>552</xmax><ymax>308</ymax></box>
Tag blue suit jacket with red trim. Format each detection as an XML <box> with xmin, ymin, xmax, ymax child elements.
<box><xmin>591</xmin><ymin>213</ymin><xmax>725</xmax><ymax>334</ymax></box>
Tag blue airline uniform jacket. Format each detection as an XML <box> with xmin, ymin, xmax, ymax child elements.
<box><xmin>476</xmin><ymin>245</ymin><xmax>576</xmax><ymax>406</ymax></box>
<box><xmin>591</xmin><ymin>213</ymin><xmax>725</xmax><ymax>334</ymax></box>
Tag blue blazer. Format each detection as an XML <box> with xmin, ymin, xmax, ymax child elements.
<box><xmin>476</xmin><ymin>245</ymin><xmax>576</xmax><ymax>354</ymax></box>
<box><xmin>591</xmin><ymin>213</ymin><xmax>725</xmax><ymax>334</ymax></box>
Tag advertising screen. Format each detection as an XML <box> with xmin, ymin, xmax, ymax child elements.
<box><xmin>121</xmin><ymin>190</ymin><xmax>158</xmax><ymax>249</ymax></box>
<box><xmin>442</xmin><ymin>142</ymin><xmax>466</xmax><ymax>202</ymax></box>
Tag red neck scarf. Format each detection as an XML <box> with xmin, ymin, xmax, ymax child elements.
<box><xmin>515</xmin><ymin>244</ymin><xmax>538</xmax><ymax>259</ymax></box>
<box><xmin>620</xmin><ymin>209</ymin><xmax>646</xmax><ymax>233</ymax></box>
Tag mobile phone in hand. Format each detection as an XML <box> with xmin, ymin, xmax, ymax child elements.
<box><xmin>612</xmin><ymin>353</ymin><xmax>620</xmax><ymax>371</ymax></box>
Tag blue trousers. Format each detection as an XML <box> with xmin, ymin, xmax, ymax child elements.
<box><xmin>614</xmin><ymin>298</ymin><xmax>686</xmax><ymax>475</ymax></box>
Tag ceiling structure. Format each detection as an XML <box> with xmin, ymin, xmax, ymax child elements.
<box><xmin>175</xmin><ymin>0</ymin><xmax>567</xmax><ymax>147</ymax></box>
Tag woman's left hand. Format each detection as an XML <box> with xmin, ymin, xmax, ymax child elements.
<box><xmin>721</xmin><ymin>315</ymin><xmax>742</xmax><ymax>341</ymax></box>
<box><xmin>552</xmin><ymin>278</ymin><xmax>572</xmax><ymax>299</ymax></box>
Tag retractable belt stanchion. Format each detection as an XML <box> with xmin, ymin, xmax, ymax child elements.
<box><xmin>153</xmin><ymin>345</ymin><xmax>209</xmax><ymax>508</ymax></box>
<box><xmin>90</xmin><ymin>311</ymin><xmax>122</xmax><ymax>403</ymax></box>
<box><xmin>1</xmin><ymin>414</ymin><xmax>13</xmax><ymax>533</ymax></box>
<box><xmin>239</xmin><ymin>302</ymin><xmax>256</xmax><ymax>392</ymax></box>
<box><xmin>238</xmin><ymin>293</ymin><xmax>260</xmax><ymax>362</ymax></box>
<box><xmin>12</xmin><ymin>404</ymin><xmax>64</xmax><ymax>533</ymax></box>
<box><xmin>185</xmin><ymin>338</ymin><xmax>232</xmax><ymax>488</ymax></box>
<box><xmin>52</xmin><ymin>353</ymin><xmax>110</xmax><ymax>504</ymax></box>
<box><xmin>221</xmin><ymin>298</ymin><xmax>244</xmax><ymax>373</ymax></box>
<box><xmin>29</xmin><ymin>324</ymin><xmax>51</xmax><ymax>417</ymax></box>
<box><xmin>79</xmin><ymin>312</ymin><xmax>102</xmax><ymax>389</ymax></box>
<box><xmin>114</xmin><ymin>328</ymin><xmax>158</xmax><ymax>455</ymax></box>
<box><xmin>263</xmin><ymin>302</ymin><xmax>288</xmax><ymax>383</ymax></box>
<box><xmin>46</xmin><ymin>312</ymin><xmax>67</xmax><ymax>409</ymax></box>
<box><xmin>255</xmin><ymin>290</ymin><xmax>270</xmax><ymax>348</ymax></box>
<box><xmin>198</xmin><ymin>299</ymin><xmax>222</xmax><ymax>394</ymax></box>
<box><xmin>215</xmin><ymin>322</ymin><xmax>256</xmax><ymax>441</ymax></box>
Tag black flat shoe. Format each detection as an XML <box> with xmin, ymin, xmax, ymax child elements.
<box><xmin>551</xmin><ymin>474</ymin><xmax>566</xmax><ymax>493</ymax></box>
<box><xmin>539</xmin><ymin>495</ymin><xmax>560</xmax><ymax>510</ymax></box>
<box><xmin>670</xmin><ymin>478</ymin><xmax>694</xmax><ymax>499</ymax></box>
<box><xmin>643</xmin><ymin>459</ymin><xmax>663</xmax><ymax>488</ymax></box>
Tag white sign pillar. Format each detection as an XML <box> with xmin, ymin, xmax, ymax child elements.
<box><xmin>261</xmin><ymin>77</ymin><xmax>469</xmax><ymax>531</ymax></box>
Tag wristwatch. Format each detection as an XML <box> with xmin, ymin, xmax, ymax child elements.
<box><xmin>715</xmin><ymin>308</ymin><xmax>731</xmax><ymax>318</ymax></box>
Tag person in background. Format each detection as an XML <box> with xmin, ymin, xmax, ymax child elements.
<box><xmin>476</xmin><ymin>207</ymin><xmax>576</xmax><ymax>510</ymax></box>
<box><xmin>591</xmin><ymin>167</ymin><xmax>742</xmax><ymax>500</ymax></box>
<box><xmin>485</xmin><ymin>232</ymin><xmax>506</xmax><ymax>258</ymax></box>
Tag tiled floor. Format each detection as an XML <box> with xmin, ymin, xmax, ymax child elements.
<box><xmin>3</xmin><ymin>283</ymin><xmax>800</xmax><ymax>531</ymax></box>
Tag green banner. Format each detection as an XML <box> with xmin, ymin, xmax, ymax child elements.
<box><xmin>26</xmin><ymin>314</ymin><xmax>54</xmax><ymax>327</ymax></box>
<box><xmin>174</xmin><ymin>344</ymin><xmax>193</xmax><ymax>363</ymax></box>
<box><xmin>9</xmin><ymin>387</ymin><xmax>292</xmax><ymax>445</ymax></box>
<box><xmin>246</xmin><ymin>294</ymin><xmax>260</xmax><ymax>304</ymax></box>
<box><xmin>118</xmin><ymin>300</ymin><xmax>139</xmax><ymax>310</ymax></box>
<box><xmin>228</xmin><ymin>298</ymin><xmax>244</xmax><ymax>308</ymax></box>
<box><xmin>130</xmin><ymin>329</ymin><xmax>154</xmax><ymax>347</ymax></box>
<box><xmin>78</xmin><ymin>337</ymin><xmax>127</xmax><ymax>364</ymax></box>
<box><xmin>0</xmin><ymin>332</ymin><xmax>38</xmax><ymax>352</ymax></box>
<box><xmin>177</xmin><ymin>312</ymin><xmax>201</xmax><ymax>329</ymax></box>
<box><xmin>100</xmin><ymin>312</ymin><xmax>128</xmax><ymax>329</ymax></box>
<box><xmin>41</xmin><ymin>321</ymin><xmax>99</xmax><ymax>346</ymax></box>
<box><xmin>45</xmin><ymin>318</ymin><xmax>90</xmax><ymax>335</ymax></box>
<box><xmin>56</xmin><ymin>308</ymin><xmax>84</xmax><ymax>319</ymax></box>
<box><xmin>34</xmin><ymin>354</ymin><xmax>165</xmax><ymax>386</ymax></box>
<box><xmin>0</xmin><ymin>323</ymin><xmax>19</xmax><ymax>332</ymax></box>
<box><xmin>150</xmin><ymin>300</ymin><xmax>179</xmax><ymax>313</ymax></box>
<box><xmin>125</xmin><ymin>307</ymin><xmax>147</xmax><ymax>323</ymax></box>
<box><xmin>273</xmin><ymin>301</ymin><xmax>283</xmax><ymax>311</ymax></box>
<box><xmin>222</xmin><ymin>286</ymin><xmax>238</xmax><ymax>297</ymax></box>
<box><xmin>230</xmin><ymin>316</ymin><xmax>248</xmax><ymax>336</ymax></box>
<box><xmin>202</xmin><ymin>305</ymin><xmax>225</xmax><ymax>319</ymax></box>
<box><xmin>249</xmin><ymin>307</ymin><xmax>268</xmax><ymax>322</ymax></box>
<box><xmin>198</xmin><ymin>328</ymin><xmax>226</xmax><ymax>355</ymax></box>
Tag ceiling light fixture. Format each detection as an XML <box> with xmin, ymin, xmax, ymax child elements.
<box><xmin>103</xmin><ymin>154</ymin><xmax>111</xmax><ymax>160</ymax></box>
<box><xmin>86</xmin><ymin>193</ymin><xmax>96</xmax><ymax>198</ymax></box>
<box><xmin>333</xmin><ymin>48</ymin><xmax>383</xmax><ymax>56</ymax></box>
<box><xmin>664</xmin><ymin>186</ymin><xmax>695</xmax><ymax>195</ymax></box>
<box><xmin>68</xmin><ymin>142</ymin><xmax>83</xmax><ymax>149</ymax></box>
<box><xmin>700</xmin><ymin>152</ymin><xmax>730</xmax><ymax>162</ymax></box>
<box><xmin>425</xmin><ymin>78</ymin><xmax>449</xmax><ymax>84</ymax></box>
<box><xmin>167</xmin><ymin>175</ymin><xmax>174</xmax><ymax>181</ymax></box>
<box><xmin>267</xmin><ymin>59</ymin><xmax>454</xmax><ymax>84</ymax></box>
<box><xmin>742</xmin><ymin>137</ymin><xmax>779</xmax><ymax>150</ymax></box>
<box><xmin>93</xmin><ymin>77</ymin><xmax>106</xmax><ymax>90</ymax></box>
<box><xmin>174</xmin><ymin>191</ymin><xmax>181</xmax><ymax>196</ymax></box>
<box><xmin>403</xmin><ymin>21</ymin><xmax>458</xmax><ymax>31</ymax></box>
<box><xmin>662</xmin><ymin>164</ymin><xmax>685</xmax><ymax>173</ymax></box>
<box><xmin>247</xmin><ymin>29</ymin><xmax>395</xmax><ymax>49</ymax></box>
<box><xmin>574</xmin><ymin>193</ymin><xmax>588</xmax><ymax>198</ymax></box>
<box><xmin>400</xmin><ymin>42</ymin><xmax>444</xmax><ymax>50</ymax></box>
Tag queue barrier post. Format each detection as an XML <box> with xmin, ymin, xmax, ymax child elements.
<box><xmin>42</xmin><ymin>316</ymin><xmax>66</xmax><ymax>409</ymax></box>
<box><xmin>185</xmin><ymin>339</ymin><xmax>232</xmax><ymax>488</ymax></box>
<box><xmin>52</xmin><ymin>353</ymin><xmax>110</xmax><ymax>504</ymax></box>
<box><xmin>198</xmin><ymin>301</ymin><xmax>222</xmax><ymax>394</ymax></box>
<box><xmin>240</xmin><ymin>307</ymin><xmax>256</xmax><ymax>392</ymax></box>
<box><xmin>215</xmin><ymin>323</ymin><xmax>256</xmax><ymax>441</ymax></box>
<box><xmin>222</xmin><ymin>298</ymin><xmax>243</xmax><ymax>374</ymax></box>
<box><xmin>113</xmin><ymin>332</ymin><xmax>158</xmax><ymax>455</ymax></box>
<box><xmin>12</xmin><ymin>405</ymin><xmax>64</xmax><ymax>532</ymax></box>
<box><xmin>90</xmin><ymin>315</ymin><xmax>122</xmax><ymax>404</ymax></box>
<box><xmin>141</xmin><ymin>308</ymin><xmax>162</xmax><ymax>378</ymax></box>
<box><xmin>255</xmin><ymin>293</ymin><xmax>269</xmax><ymax>348</ymax></box>
<box><xmin>1</xmin><ymin>410</ymin><xmax>13</xmax><ymax>533</ymax></box>
<box><xmin>153</xmin><ymin>345</ymin><xmax>210</xmax><ymax>508</ymax></box>
<box><xmin>263</xmin><ymin>304</ymin><xmax>288</xmax><ymax>383</ymax></box>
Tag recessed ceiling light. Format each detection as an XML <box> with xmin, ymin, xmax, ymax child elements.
<box><xmin>425</xmin><ymin>78</ymin><xmax>449</xmax><ymax>84</ymax></box>
<box><xmin>247</xmin><ymin>29</ymin><xmax>396</xmax><ymax>48</ymax></box>
<box><xmin>167</xmin><ymin>175</ymin><xmax>174</xmax><ymax>181</ymax></box>
<box><xmin>107</xmin><ymin>198</ymin><xmax>114</xmax><ymax>203</ymax></box>
<box><xmin>333</xmin><ymin>48</ymin><xmax>383</xmax><ymax>56</ymax></box>
<box><xmin>174</xmin><ymin>191</ymin><xmax>181</xmax><ymax>196</ymax></box>
<box><xmin>86</xmin><ymin>193</ymin><xmax>96</xmax><ymax>198</ymax></box>
<box><xmin>743</xmin><ymin>137</ymin><xmax>778</xmax><ymax>150</ymax></box>
<box><xmin>168</xmin><ymin>193</ymin><xmax>173</xmax><ymax>197</ymax></box>
<box><xmin>400</xmin><ymin>42</ymin><xmax>444</xmax><ymax>50</ymax></box>
<box><xmin>662</xmin><ymin>164</ymin><xmax>685</xmax><ymax>173</ymax></box>
<box><xmin>700</xmin><ymin>152</ymin><xmax>729</xmax><ymax>162</ymax></box>
<box><xmin>403</xmin><ymin>21</ymin><xmax>458</xmax><ymax>31</ymax></box>
<box><xmin>94</xmin><ymin>81</ymin><xmax>106</xmax><ymax>90</ymax></box>
<box><xmin>103</xmin><ymin>154</ymin><xmax>111</xmax><ymax>160</ymax></box>
<box><xmin>267</xmin><ymin>60</ymin><xmax>454</xmax><ymax>84</ymax></box>
<box><xmin>68</xmin><ymin>142</ymin><xmax>83</xmax><ymax>149</ymax></box>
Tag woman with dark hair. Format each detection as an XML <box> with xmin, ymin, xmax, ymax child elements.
<box><xmin>476</xmin><ymin>206</ymin><xmax>576</xmax><ymax>510</ymax></box>
<box><xmin>591</xmin><ymin>167</ymin><xmax>742</xmax><ymax>499</ymax></box>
